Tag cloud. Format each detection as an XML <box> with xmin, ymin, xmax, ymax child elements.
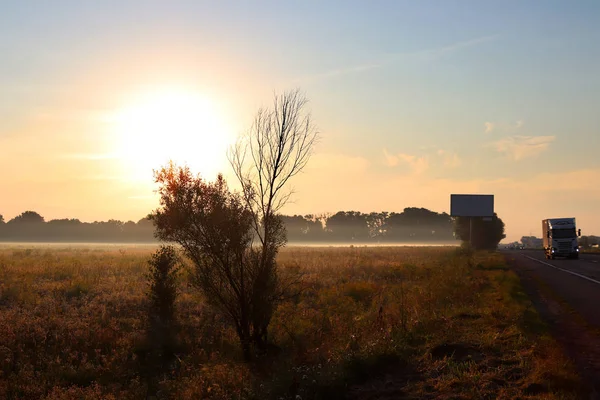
<box><xmin>489</xmin><ymin>135</ymin><xmax>555</xmax><ymax>160</ymax></box>
<box><xmin>387</xmin><ymin>149</ymin><xmax>459</xmax><ymax>171</ymax></box>
<box><xmin>484</xmin><ymin>120</ymin><xmax>524</xmax><ymax>134</ymax></box>
<box><xmin>296</xmin><ymin>63</ymin><xmax>381</xmax><ymax>83</ymax></box>
<box><xmin>383</xmin><ymin>149</ymin><xmax>429</xmax><ymax>174</ymax></box>
<box><xmin>437</xmin><ymin>150</ymin><xmax>462</xmax><ymax>168</ymax></box>
<box><xmin>429</xmin><ymin>35</ymin><xmax>499</xmax><ymax>58</ymax></box>
<box><xmin>294</xmin><ymin>34</ymin><xmax>499</xmax><ymax>84</ymax></box>
<box><xmin>397</xmin><ymin>153</ymin><xmax>429</xmax><ymax>175</ymax></box>
<box><xmin>383</xmin><ymin>149</ymin><xmax>399</xmax><ymax>167</ymax></box>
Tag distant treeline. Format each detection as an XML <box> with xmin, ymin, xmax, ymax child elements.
<box><xmin>520</xmin><ymin>235</ymin><xmax>600</xmax><ymax>249</ymax></box>
<box><xmin>0</xmin><ymin>208</ymin><xmax>459</xmax><ymax>243</ymax></box>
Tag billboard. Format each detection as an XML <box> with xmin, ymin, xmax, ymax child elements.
<box><xmin>450</xmin><ymin>194</ymin><xmax>494</xmax><ymax>217</ymax></box>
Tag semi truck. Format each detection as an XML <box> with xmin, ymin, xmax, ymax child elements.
<box><xmin>542</xmin><ymin>218</ymin><xmax>581</xmax><ymax>259</ymax></box>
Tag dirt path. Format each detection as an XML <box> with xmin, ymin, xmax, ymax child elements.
<box><xmin>506</xmin><ymin>250</ymin><xmax>600</xmax><ymax>398</ymax></box>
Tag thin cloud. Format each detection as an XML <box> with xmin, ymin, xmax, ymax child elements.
<box><xmin>437</xmin><ymin>150</ymin><xmax>462</xmax><ymax>168</ymax></box>
<box><xmin>397</xmin><ymin>153</ymin><xmax>429</xmax><ymax>175</ymax></box>
<box><xmin>383</xmin><ymin>149</ymin><xmax>428</xmax><ymax>174</ymax></box>
<box><xmin>490</xmin><ymin>135</ymin><xmax>555</xmax><ymax>161</ymax></box>
<box><xmin>428</xmin><ymin>34</ymin><xmax>499</xmax><ymax>58</ymax></box>
<box><xmin>387</xmin><ymin>149</ymin><xmax>457</xmax><ymax>171</ymax></box>
<box><xmin>484</xmin><ymin>120</ymin><xmax>524</xmax><ymax>134</ymax></box>
<box><xmin>299</xmin><ymin>63</ymin><xmax>381</xmax><ymax>83</ymax></box>
<box><xmin>383</xmin><ymin>148</ymin><xmax>399</xmax><ymax>167</ymax></box>
<box><xmin>295</xmin><ymin>34</ymin><xmax>499</xmax><ymax>84</ymax></box>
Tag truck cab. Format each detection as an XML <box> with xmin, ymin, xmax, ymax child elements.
<box><xmin>542</xmin><ymin>218</ymin><xmax>581</xmax><ymax>259</ymax></box>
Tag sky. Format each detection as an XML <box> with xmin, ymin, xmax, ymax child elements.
<box><xmin>1</xmin><ymin>0</ymin><xmax>600</xmax><ymax>242</ymax></box>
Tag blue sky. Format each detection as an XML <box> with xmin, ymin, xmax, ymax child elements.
<box><xmin>1</xmin><ymin>1</ymin><xmax>600</xmax><ymax>241</ymax></box>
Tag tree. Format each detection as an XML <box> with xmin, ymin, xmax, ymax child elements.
<box><xmin>279</xmin><ymin>215</ymin><xmax>311</xmax><ymax>241</ymax></box>
<box><xmin>382</xmin><ymin>208</ymin><xmax>454</xmax><ymax>241</ymax></box>
<box><xmin>0</xmin><ymin>214</ymin><xmax>4</xmax><ymax>224</ymax></box>
<box><xmin>150</xmin><ymin>164</ymin><xmax>258</xmax><ymax>359</ymax></box>
<box><xmin>325</xmin><ymin>211</ymin><xmax>369</xmax><ymax>241</ymax></box>
<box><xmin>228</xmin><ymin>88</ymin><xmax>318</xmax><ymax>352</ymax></box>
<box><xmin>8</xmin><ymin>211</ymin><xmax>44</xmax><ymax>224</ymax></box>
<box><xmin>366</xmin><ymin>212</ymin><xmax>388</xmax><ymax>239</ymax></box>
<box><xmin>142</xmin><ymin>245</ymin><xmax>181</xmax><ymax>395</ymax></box>
<box><xmin>454</xmin><ymin>213</ymin><xmax>506</xmax><ymax>250</ymax></box>
<box><xmin>146</xmin><ymin>245</ymin><xmax>180</xmax><ymax>356</ymax></box>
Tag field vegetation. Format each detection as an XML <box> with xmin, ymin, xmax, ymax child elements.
<box><xmin>0</xmin><ymin>245</ymin><xmax>581</xmax><ymax>399</ymax></box>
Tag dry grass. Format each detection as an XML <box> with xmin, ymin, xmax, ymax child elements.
<box><xmin>0</xmin><ymin>245</ymin><xmax>581</xmax><ymax>399</ymax></box>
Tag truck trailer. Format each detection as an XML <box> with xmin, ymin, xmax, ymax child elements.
<box><xmin>542</xmin><ymin>218</ymin><xmax>581</xmax><ymax>259</ymax></box>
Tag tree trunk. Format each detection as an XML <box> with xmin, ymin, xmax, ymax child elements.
<box><xmin>237</xmin><ymin>325</ymin><xmax>253</xmax><ymax>362</ymax></box>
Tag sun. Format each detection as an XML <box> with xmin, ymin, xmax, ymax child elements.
<box><xmin>113</xmin><ymin>87</ymin><xmax>234</xmax><ymax>181</ymax></box>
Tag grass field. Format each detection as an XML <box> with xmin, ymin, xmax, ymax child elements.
<box><xmin>0</xmin><ymin>245</ymin><xmax>581</xmax><ymax>399</ymax></box>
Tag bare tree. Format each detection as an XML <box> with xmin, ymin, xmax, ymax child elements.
<box><xmin>228</xmin><ymin>88</ymin><xmax>319</xmax><ymax>349</ymax></box>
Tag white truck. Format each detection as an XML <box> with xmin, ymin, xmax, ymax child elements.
<box><xmin>542</xmin><ymin>218</ymin><xmax>581</xmax><ymax>259</ymax></box>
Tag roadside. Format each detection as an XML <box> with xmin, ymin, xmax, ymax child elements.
<box><xmin>505</xmin><ymin>251</ymin><xmax>600</xmax><ymax>398</ymax></box>
<box><xmin>345</xmin><ymin>250</ymin><xmax>582</xmax><ymax>400</ymax></box>
<box><xmin>581</xmin><ymin>250</ymin><xmax>600</xmax><ymax>256</ymax></box>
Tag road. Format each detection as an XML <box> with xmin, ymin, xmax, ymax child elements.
<box><xmin>504</xmin><ymin>249</ymin><xmax>600</xmax><ymax>395</ymax></box>
<box><xmin>506</xmin><ymin>250</ymin><xmax>600</xmax><ymax>326</ymax></box>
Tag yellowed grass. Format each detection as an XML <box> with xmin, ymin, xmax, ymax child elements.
<box><xmin>0</xmin><ymin>246</ymin><xmax>581</xmax><ymax>399</ymax></box>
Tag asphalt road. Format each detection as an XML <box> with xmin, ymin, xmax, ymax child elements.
<box><xmin>505</xmin><ymin>249</ymin><xmax>600</xmax><ymax>394</ymax></box>
<box><xmin>506</xmin><ymin>249</ymin><xmax>600</xmax><ymax>327</ymax></box>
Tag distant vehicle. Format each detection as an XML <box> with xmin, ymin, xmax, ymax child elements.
<box><xmin>502</xmin><ymin>242</ymin><xmax>525</xmax><ymax>250</ymax></box>
<box><xmin>542</xmin><ymin>218</ymin><xmax>581</xmax><ymax>259</ymax></box>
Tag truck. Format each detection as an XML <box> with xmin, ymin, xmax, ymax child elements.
<box><xmin>542</xmin><ymin>218</ymin><xmax>581</xmax><ymax>259</ymax></box>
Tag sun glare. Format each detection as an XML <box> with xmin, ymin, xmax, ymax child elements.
<box><xmin>113</xmin><ymin>88</ymin><xmax>234</xmax><ymax>181</ymax></box>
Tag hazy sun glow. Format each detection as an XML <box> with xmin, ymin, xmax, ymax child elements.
<box><xmin>113</xmin><ymin>87</ymin><xmax>234</xmax><ymax>181</ymax></box>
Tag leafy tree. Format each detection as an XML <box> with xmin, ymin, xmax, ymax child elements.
<box><xmin>520</xmin><ymin>236</ymin><xmax>542</xmax><ymax>249</ymax></box>
<box><xmin>454</xmin><ymin>213</ymin><xmax>506</xmax><ymax>250</ymax></box>
<box><xmin>137</xmin><ymin>217</ymin><xmax>154</xmax><ymax>226</ymax></box>
<box><xmin>280</xmin><ymin>215</ymin><xmax>312</xmax><ymax>241</ymax></box>
<box><xmin>366</xmin><ymin>212</ymin><xmax>388</xmax><ymax>239</ymax></box>
<box><xmin>325</xmin><ymin>211</ymin><xmax>369</xmax><ymax>240</ymax></box>
<box><xmin>142</xmin><ymin>245</ymin><xmax>181</xmax><ymax>395</ymax></box>
<box><xmin>146</xmin><ymin>245</ymin><xmax>180</xmax><ymax>350</ymax></box>
<box><xmin>8</xmin><ymin>211</ymin><xmax>45</xmax><ymax>224</ymax></box>
<box><xmin>383</xmin><ymin>208</ymin><xmax>453</xmax><ymax>241</ymax></box>
<box><xmin>302</xmin><ymin>214</ymin><xmax>325</xmax><ymax>239</ymax></box>
<box><xmin>151</xmin><ymin>164</ymin><xmax>267</xmax><ymax>360</ymax></box>
<box><xmin>47</xmin><ymin>218</ymin><xmax>81</xmax><ymax>225</ymax></box>
<box><xmin>579</xmin><ymin>235</ymin><xmax>599</xmax><ymax>249</ymax></box>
